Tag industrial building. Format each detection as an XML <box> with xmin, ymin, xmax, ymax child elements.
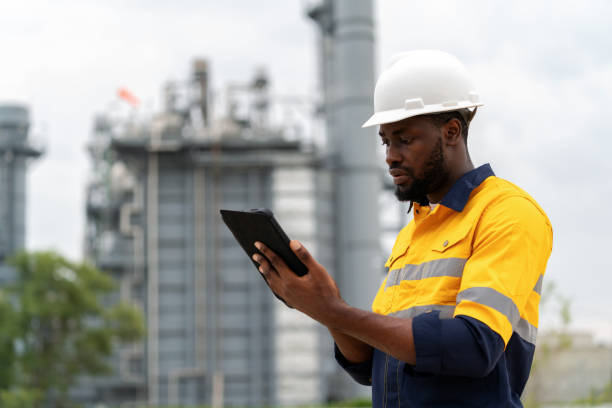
<box><xmin>83</xmin><ymin>66</ymin><xmax>335</xmax><ymax>406</ymax></box>
<box><xmin>0</xmin><ymin>104</ymin><xmax>43</xmax><ymax>283</ymax></box>
<box><xmin>81</xmin><ymin>0</ymin><xmax>397</xmax><ymax>405</ymax></box>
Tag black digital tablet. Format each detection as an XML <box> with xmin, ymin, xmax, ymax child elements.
<box><xmin>220</xmin><ymin>208</ymin><xmax>309</xmax><ymax>277</ymax></box>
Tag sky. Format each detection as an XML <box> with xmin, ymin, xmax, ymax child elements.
<box><xmin>1</xmin><ymin>0</ymin><xmax>611</xmax><ymax>341</ymax></box>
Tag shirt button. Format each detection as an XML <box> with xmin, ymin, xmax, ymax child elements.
<box><xmin>443</xmin><ymin>240</ymin><xmax>449</xmax><ymax>247</ymax></box>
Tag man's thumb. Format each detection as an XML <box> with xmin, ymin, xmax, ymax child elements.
<box><xmin>290</xmin><ymin>240</ymin><xmax>316</xmax><ymax>268</ymax></box>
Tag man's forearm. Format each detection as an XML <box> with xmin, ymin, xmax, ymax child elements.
<box><xmin>328</xmin><ymin>328</ymin><xmax>373</xmax><ymax>363</ymax></box>
<box><xmin>322</xmin><ymin>301</ymin><xmax>416</xmax><ymax>365</ymax></box>
<box><xmin>251</xmin><ymin>240</ymin><xmax>416</xmax><ymax>364</ymax></box>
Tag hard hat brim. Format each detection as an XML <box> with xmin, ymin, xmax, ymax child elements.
<box><xmin>362</xmin><ymin>102</ymin><xmax>484</xmax><ymax>128</ymax></box>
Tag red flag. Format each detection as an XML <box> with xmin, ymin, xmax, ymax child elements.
<box><xmin>117</xmin><ymin>87</ymin><xmax>140</xmax><ymax>107</ymax></box>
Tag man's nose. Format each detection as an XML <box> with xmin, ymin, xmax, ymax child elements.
<box><xmin>385</xmin><ymin>143</ymin><xmax>401</xmax><ymax>166</ymax></box>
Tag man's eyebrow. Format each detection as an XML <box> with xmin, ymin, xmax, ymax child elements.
<box><xmin>378</xmin><ymin>127</ymin><xmax>407</xmax><ymax>137</ymax></box>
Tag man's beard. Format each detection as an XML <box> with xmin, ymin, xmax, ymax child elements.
<box><xmin>393</xmin><ymin>137</ymin><xmax>450</xmax><ymax>204</ymax></box>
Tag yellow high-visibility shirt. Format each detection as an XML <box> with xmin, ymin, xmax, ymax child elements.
<box><xmin>374</xmin><ymin>165</ymin><xmax>552</xmax><ymax>346</ymax></box>
<box><xmin>336</xmin><ymin>164</ymin><xmax>554</xmax><ymax>407</ymax></box>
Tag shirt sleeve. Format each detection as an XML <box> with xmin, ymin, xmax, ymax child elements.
<box><xmin>413</xmin><ymin>312</ymin><xmax>505</xmax><ymax>377</ymax></box>
<box><xmin>454</xmin><ymin>196</ymin><xmax>552</xmax><ymax>345</ymax></box>
<box><xmin>413</xmin><ymin>196</ymin><xmax>552</xmax><ymax>377</ymax></box>
<box><xmin>334</xmin><ymin>343</ymin><xmax>373</xmax><ymax>386</ymax></box>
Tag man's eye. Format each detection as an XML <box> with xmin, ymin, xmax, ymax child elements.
<box><xmin>401</xmin><ymin>138</ymin><xmax>413</xmax><ymax>145</ymax></box>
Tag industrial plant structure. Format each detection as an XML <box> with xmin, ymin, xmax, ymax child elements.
<box><xmin>0</xmin><ymin>104</ymin><xmax>43</xmax><ymax>283</ymax></box>
<box><xmin>83</xmin><ymin>62</ymin><xmax>335</xmax><ymax>406</ymax></box>
<box><xmin>81</xmin><ymin>0</ymin><xmax>395</xmax><ymax>405</ymax></box>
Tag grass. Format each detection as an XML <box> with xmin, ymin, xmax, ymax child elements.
<box><xmin>111</xmin><ymin>398</ymin><xmax>373</xmax><ymax>408</ymax></box>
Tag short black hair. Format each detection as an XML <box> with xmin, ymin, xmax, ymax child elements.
<box><xmin>426</xmin><ymin>111</ymin><xmax>469</xmax><ymax>144</ymax></box>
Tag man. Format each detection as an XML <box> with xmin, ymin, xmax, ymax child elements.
<box><xmin>252</xmin><ymin>50</ymin><xmax>552</xmax><ymax>407</ymax></box>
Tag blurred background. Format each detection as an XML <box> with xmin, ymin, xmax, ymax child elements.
<box><xmin>0</xmin><ymin>0</ymin><xmax>611</xmax><ymax>407</ymax></box>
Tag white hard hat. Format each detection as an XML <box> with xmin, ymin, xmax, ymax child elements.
<box><xmin>362</xmin><ymin>50</ymin><xmax>484</xmax><ymax>128</ymax></box>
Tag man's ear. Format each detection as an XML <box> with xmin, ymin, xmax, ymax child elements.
<box><xmin>443</xmin><ymin>118</ymin><xmax>462</xmax><ymax>146</ymax></box>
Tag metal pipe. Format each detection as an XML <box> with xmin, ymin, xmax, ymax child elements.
<box><xmin>193</xmin><ymin>59</ymin><xmax>210</xmax><ymax>128</ymax></box>
<box><xmin>194</xmin><ymin>167</ymin><xmax>207</xmax><ymax>370</ymax></box>
<box><xmin>211</xmin><ymin>138</ymin><xmax>224</xmax><ymax>408</ymax></box>
<box><xmin>118</xmin><ymin>182</ymin><xmax>146</xmax><ymax>383</ymax></box>
<box><xmin>330</xmin><ymin>0</ymin><xmax>380</xmax><ymax>317</ymax></box>
<box><xmin>334</xmin><ymin>1</ymin><xmax>380</xmax><ymax>399</ymax></box>
<box><xmin>119</xmin><ymin>181</ymin><xmax>145</xmax><ymax>284</ymax></box>
<box><xmin>309</xmin><ymin>0</ymin><xmax>380</xmax><ymax>399</ymax></box>
<box><xmin>7</xmin><ymin>152</ymin><xmax>15</xmax><ymax>255</ymax></box>
<box><xmin>146</xmin><ymin>151</ymin><xmax>159</xmax><ymax>405</ymax></box>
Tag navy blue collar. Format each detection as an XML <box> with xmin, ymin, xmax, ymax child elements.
<box><xmin>439</xmin><ymin>163</ymin><xmax>495</xmax><ymax>212</ymax></box>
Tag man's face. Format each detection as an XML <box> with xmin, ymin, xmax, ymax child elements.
<box><xmin>379</xmin><ymin>116</ymin><xmax>450</xmax><ymax>203</ymax></box>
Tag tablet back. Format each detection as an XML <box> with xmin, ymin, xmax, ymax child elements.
<box><xmin>220</xmin><ymin>209</ymin><xmax>308</xmax><ymax>277</ymax></box>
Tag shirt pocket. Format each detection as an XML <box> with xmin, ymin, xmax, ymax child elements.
<box><xmin>430</xmin><ymin>224</ymin><xmax>472</xmax><ymax>255</ymax></box>
<box><xmin>385</xmin><ymin>241</ymin><xmax>410</xmax><ymax>270</ymax></box>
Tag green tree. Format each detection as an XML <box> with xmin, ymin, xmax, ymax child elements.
<box><xmin>0</xmin><ymin>251</ymin><xmax>144</xmax><ymax>407</ymax></box>
<box><xmin>0</xmin><ymin>291</ymin><xmax>18</xmax><ymax>389</ymax></box>
<box><xmin>0</xmin><ymin>387</ymin><xmax>42</xmax><ymax>408</ymax></box>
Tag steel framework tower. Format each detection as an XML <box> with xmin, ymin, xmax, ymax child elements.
<box><xmin>0</xmin><ymin>104</ymin><xmax>43</xmax><ymax>283</ymax></box>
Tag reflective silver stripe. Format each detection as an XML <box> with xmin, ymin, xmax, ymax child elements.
<box><xmin>385</xmin><ymin>257</ymin><xmax>466</xmax><ymax>289</ymax></box>
<box><xmin>385</xmin><ymin>269</ymin><xmax>400</xmax><ymax>288</ymax></box>
<box><xmin>456</xmin><ymin>287</ymin><xmax>521</xmax><ymax>326</ymax></box>
<box><xmin>533</xmin><ymin>275</ymin><xmax>543</xmax><ymax>295</ymax></box>
<box><xmin>515</xmin><ymin>318</ymin><xmax>538</xmax><ymax>345</ymax></box>
<box><xmin>390</xmin><ymin>301</ymin><xmax>539</xmax><ymax>345</ymax></box>
<box><xmin>389</xmin><ymin>304</ymin><xmax>456</xmax><ymax>320</ymax></box>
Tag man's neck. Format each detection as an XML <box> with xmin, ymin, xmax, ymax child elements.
<box><xmin>427</xmin><ymin>161</ymin><xmax>474</xmax><ymax>204</ymax></box>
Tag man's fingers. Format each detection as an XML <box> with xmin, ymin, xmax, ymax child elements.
<box><xmin>252</xmin><ymin>252</ymin><xmax>276</xmax><ymax>279</ymax></box>
<box><xmin>253</xmin><ymin>253</ymin><xmax>291</xmax><ymax>304</ymax></box>
<box><xmin>254</xmin><ymin>242</ymin><xmax>290</xmax><ymax>278</ymax></box>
